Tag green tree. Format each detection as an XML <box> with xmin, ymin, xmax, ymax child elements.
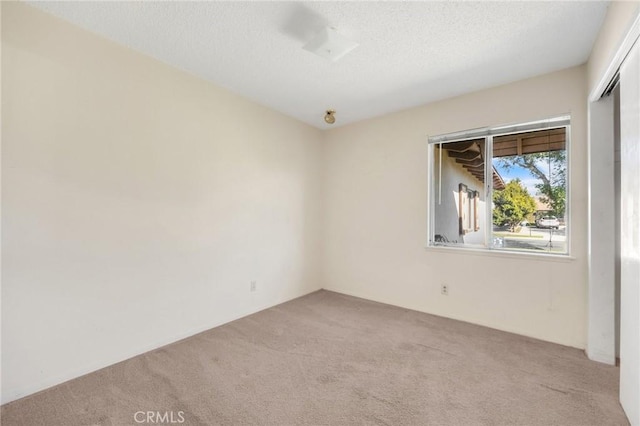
<box><xmin>497</xmin><ymin>151</ymin><xmax>566</xmax><ymax>218</ymax></box>
<box><xmin>493</xmin><ymin>179</ymin><xmax>537</xmax><ymax>231</ymax></box>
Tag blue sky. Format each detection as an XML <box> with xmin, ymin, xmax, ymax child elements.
<box><xmin>492</xmin><ymin>159</ymin><xmax>548</xmax><ymax>196</ymax></box>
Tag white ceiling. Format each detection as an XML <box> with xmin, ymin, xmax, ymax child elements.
<box><xmin>28</xmin><ymin>1</ymin><xmax>609</xmax><ymax>129</ymax></box>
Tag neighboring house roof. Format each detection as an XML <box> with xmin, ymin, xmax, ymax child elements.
<box><xmin>492</xmin><ymin>167</ymin><xmax>506</xmax><ymax>190</ymax></box>
<box><xmin>534</xmin><ymin>197</ymin><xmax>552</xmax><ymax>212</ymax></box>
<box><xmin>442</xmin><ymin>139</ymin><xmax>506</xmax><ymax>190</ymax></box>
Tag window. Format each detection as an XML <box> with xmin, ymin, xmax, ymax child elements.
<box><xmin>458</xmin><ymin>183</ymin><xmax>479</xmax><ymax>235</ymax></box>
<box><xmin>428</xmin><ymin>116</ymin><xmax>569</xmax><ymax>255</ymax></box>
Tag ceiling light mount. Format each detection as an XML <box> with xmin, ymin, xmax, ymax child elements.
<box><xmin>324</xmin><ymin>109</ymin><xmax>336</xmax><ymax>124</ymax></box>
<box><xmin>303</xmin><ymin>27</ymin><xmax>359</xmax><ymax>62</ymax></box>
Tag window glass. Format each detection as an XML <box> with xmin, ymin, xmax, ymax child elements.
<box><xmin>492</xmin><ymin>128</ymin><xmax>567</xmax><ymax>253</ymax></box>
<box><xmin>432</xmin><ymin>139</ymin><xmax>487</xmax><ymax>248</ymax></box>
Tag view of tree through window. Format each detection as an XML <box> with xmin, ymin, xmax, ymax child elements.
<box><xmin>429</xmin><ymin>118</ymin><xmax>569</xmax><ymax>255</ymax></box>
<box><xmin>492</xmin><ymin>128</ymin><xmax>567</xmax><ymax>253</ymax></box>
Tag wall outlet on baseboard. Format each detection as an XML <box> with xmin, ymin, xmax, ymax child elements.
<box><xmin>441</xmin><ymin>284</ymin><xmax>449</xmax><ymax>295</ymax></box>
<box><xmin>250</xmin><ymin>281</ymin><xmax>257</xmax><ymax>292</ymax></box>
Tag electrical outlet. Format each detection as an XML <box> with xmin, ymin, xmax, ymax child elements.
<box><xmin>250</xmin><ymin>281</ymin><xmax>257</xmax><ymax>292</ymax></box>
<box><xmin>441</xmin><ymin>284</ymin><xmax>448</xmax><ymax>295</ymax></box>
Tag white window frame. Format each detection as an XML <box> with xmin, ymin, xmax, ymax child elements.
<box><xmin>427</xmin><ymin>115</ymin><xmax>571</xmax><ymax>256</ymax></box>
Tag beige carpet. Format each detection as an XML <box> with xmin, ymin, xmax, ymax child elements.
<box><xmin>1</xmin><ymin>290</ymin><xmax>629</xmax><ymax>425</ymax></box>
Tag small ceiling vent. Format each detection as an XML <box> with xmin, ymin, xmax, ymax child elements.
<box><xmin>303</xmin><ymin>27</ymin><xmax>359</xmax><ymax>62</ymax></box>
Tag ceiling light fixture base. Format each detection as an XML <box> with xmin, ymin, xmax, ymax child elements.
<box><xmin>303</xmin><ymin>27</ymin><xmax>359</xmax><ymax>62</ymax></box>
<box><xmin>324</xmin><ymin>109</ymin><xmax>336</xmax><ymax>124</ymax></box>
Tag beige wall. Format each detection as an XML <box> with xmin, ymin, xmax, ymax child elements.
<box><xmin>588</xmin><ymin>1</ymin><xmax>640</xmax><ymax>96</ymax></box>
<box><xmin>323</xmin><ymin>66</ymin><xmax>588</xmax><ymax>349</ymax></box>
<box><xmin>1</xmin><ymin>3</ymin><xmax>323</xmax><ymax>403</ymax></box>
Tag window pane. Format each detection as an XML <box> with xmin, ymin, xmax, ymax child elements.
<box><xmin>432</xmin><ymin>139</ymin><xmax>487</xmax><ymax>248</ymax></box>
<box><xmin>491</xmin><ymin>128</ymin><xmax>568</xmax><ymax>254</ymax></box>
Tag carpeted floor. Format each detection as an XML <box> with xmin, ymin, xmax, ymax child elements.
<box><xmin>1</xmin><ymin>290</ymin><xmax>629</xmax><ymax>425</ymax></box>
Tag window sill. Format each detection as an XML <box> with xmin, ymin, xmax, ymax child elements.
<box><xmin>423</xmin><ymin>244</ymin><xmax>576</xmax><ymax>262</ymax></box>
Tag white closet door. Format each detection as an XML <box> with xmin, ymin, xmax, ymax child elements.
<box><xmin>619</xmin><ymin>39</ymin><xmax>640</xmax><ymax>426</ymax></box>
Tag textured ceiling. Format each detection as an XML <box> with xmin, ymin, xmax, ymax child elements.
<box><xmin>28</xmin><ymin>1</ymin><xmax>609</xmax><ymax>129</ymax></box>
